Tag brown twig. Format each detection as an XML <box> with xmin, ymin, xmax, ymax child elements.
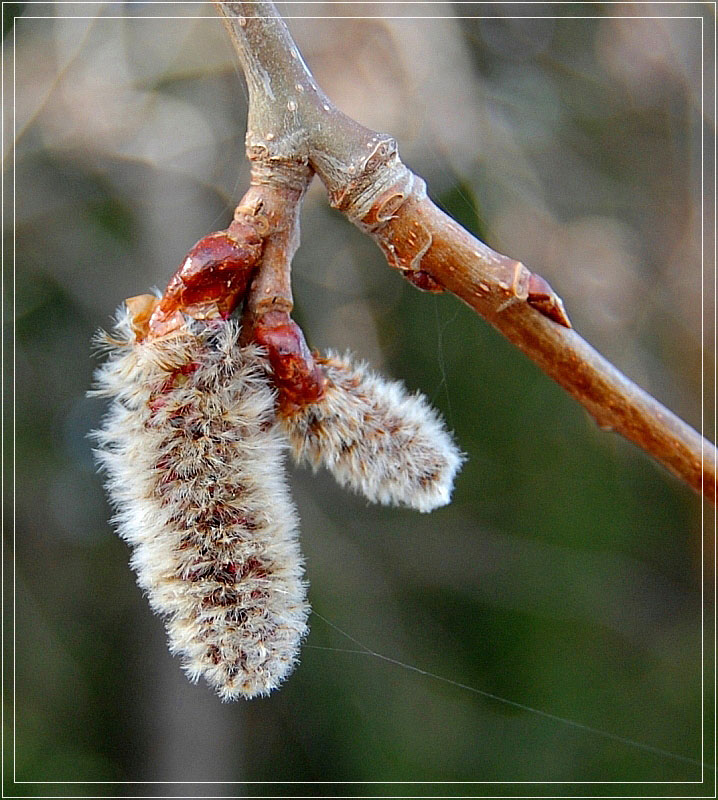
<box><xmin>214</xmin><ymin>0</ymin><xmax>715</xmax><ymax>503</ymax></box>
<box><xmin>235</xmin><ymin>158</ymin><xmax>312</xmax><ymax>326</ymax></box>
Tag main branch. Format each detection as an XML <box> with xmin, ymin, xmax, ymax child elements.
<box><xmin>215</xmin><ymin>0</ymin><xmax>716</xmax><ymax>504</ymax></box>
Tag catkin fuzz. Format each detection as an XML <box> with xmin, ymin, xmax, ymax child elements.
<box><xmin>280</xmin><ymin>351</ymin><xmax>464</xmax><ymax>512</ymax></box>
<box><xmin>92</xmin><ymin>309</ymin><xmax>308</xmax><ymax>700</ymax></box>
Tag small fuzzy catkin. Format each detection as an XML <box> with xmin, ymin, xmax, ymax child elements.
<box><xmin>280</xmin><ymin>351</ymin><xmax>464</xmax><ymax>512</ymax></box>
<box><xmin>92</xmin><ymin>307</ymin><xmax>308</xmax><ymax>700</ymax></box>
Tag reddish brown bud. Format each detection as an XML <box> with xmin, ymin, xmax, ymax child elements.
<box><xmin>149</xmin><ymin>226</ymin><xmax>262</xmax><ymax>337</ymax></box>
<box><xmin>402</xmin><ymin>269</ymin><xmax>444</xmax><ymax>293</ymax></box>
<box><xmin>527</xmin><ymin>272</ymin><xmax>572</xmax><ymax>328</ymax></box>
<box><xmin>252</xmin><ymin>311</ymin><xmax>327</xmax><ymax>412</ymax></box>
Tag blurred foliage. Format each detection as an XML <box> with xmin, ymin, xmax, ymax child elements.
<box><xmin>4</xmin><ymin>2</ymin><xmax>713</xmax><ymax>797</ymax></box>
<box><xmin>2</xmin><ymin>3</ymin><xmax>24</xmax><ymax>39</ymax></box>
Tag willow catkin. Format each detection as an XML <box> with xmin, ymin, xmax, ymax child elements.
<box><xmin>280</xmin><ymin>351</ymin><xmax>464</xmax><ymax>513</ymax></box>
<box><xmin>92</xmin><ymin>307</ymin><xmax>308</xmax><ymax>700</ymax></box>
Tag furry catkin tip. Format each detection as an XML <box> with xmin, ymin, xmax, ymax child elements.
<box><xmin>279</xmin><ymin>351</ymin><xmax>464</xmax><ymax>512</ymax></box>
<box><xmin>92</xmin><ymin>305</ymin><xmax>309</xmax><ymax>699</ymax></box>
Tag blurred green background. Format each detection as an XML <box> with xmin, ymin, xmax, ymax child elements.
<box><xmin>4</xmin><ymin>1</ymin><xmax>714</xmax><ymax>796</ymax></box>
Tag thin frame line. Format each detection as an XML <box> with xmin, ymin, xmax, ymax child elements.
<box><xmin>12</xmin><ymin>14</ymin><xmax>708</xmax><ymax>18</ymax></box>
<box><xmin>700</xmin><ymin>9</ymin><xmax>706</xmax><ymax>783</ymax></box>
<box><xmin>2</xmin><ymin>2</ymin><xmax>6</xmax><ymax>796</ymax></box>
<box><xmin>2</xmin><ymin>794</ymin><xmax>717</xmax><ymax>800</ymax></box>
<box><xmin>12</xmin><ymin>15</ymin><xmax>16</xmax><ymax>790</ymax></box>
<box><xmin>10</xmin><ymin>779</ymin><xmax>712</xmax><ymax>784</ymax></box>
<box><xmin>6</xmin><ymin>5</ymin><xmax>712</xmax><ymax>798</ymax></box>
<box><xmin>5</xmin><ymin>1</ymin><xmax>715</xmax><ymax>3</ymax></box>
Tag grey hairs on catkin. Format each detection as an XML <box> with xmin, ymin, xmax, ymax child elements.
<box><xmin>92</xmin><ymin>305</ymin><xmax>463</xmax><ymax>700</ymax></box>
<box><xmin>281</xmin><ymin>351</ymin><xmax>464</xmax><ymax>513</ymax></box>
<box><xmin>92</xmin><ymin>309</ymin><xmax>309</xmax><ymax>700</ymax></box>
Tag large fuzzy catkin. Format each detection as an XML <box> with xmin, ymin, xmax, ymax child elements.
<box><xmin>92</xmin><ymin>308</ymin><xmax>308</xmax><ymax>700</ymax></box>
<box><xmin>280</xmin><ymin>351</ymin><xmax>464</xmax><ymax>512</ymax></box>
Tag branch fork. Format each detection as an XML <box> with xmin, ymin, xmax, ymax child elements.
<box><xmin>173</xmin><ymin>0</ymin><xmax>714</xmax><ymax>503</ymax></box>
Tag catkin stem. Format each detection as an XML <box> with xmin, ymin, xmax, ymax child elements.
<box><xmin>237</xmin><ymin>159</ymin><xmax>313</xmax><ymax>324</ymax></box>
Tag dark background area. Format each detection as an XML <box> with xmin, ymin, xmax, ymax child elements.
<box><xmin>3</xmin><ymin>1</ymin><xmax>714</xmax><ymax>796</ymax></box>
